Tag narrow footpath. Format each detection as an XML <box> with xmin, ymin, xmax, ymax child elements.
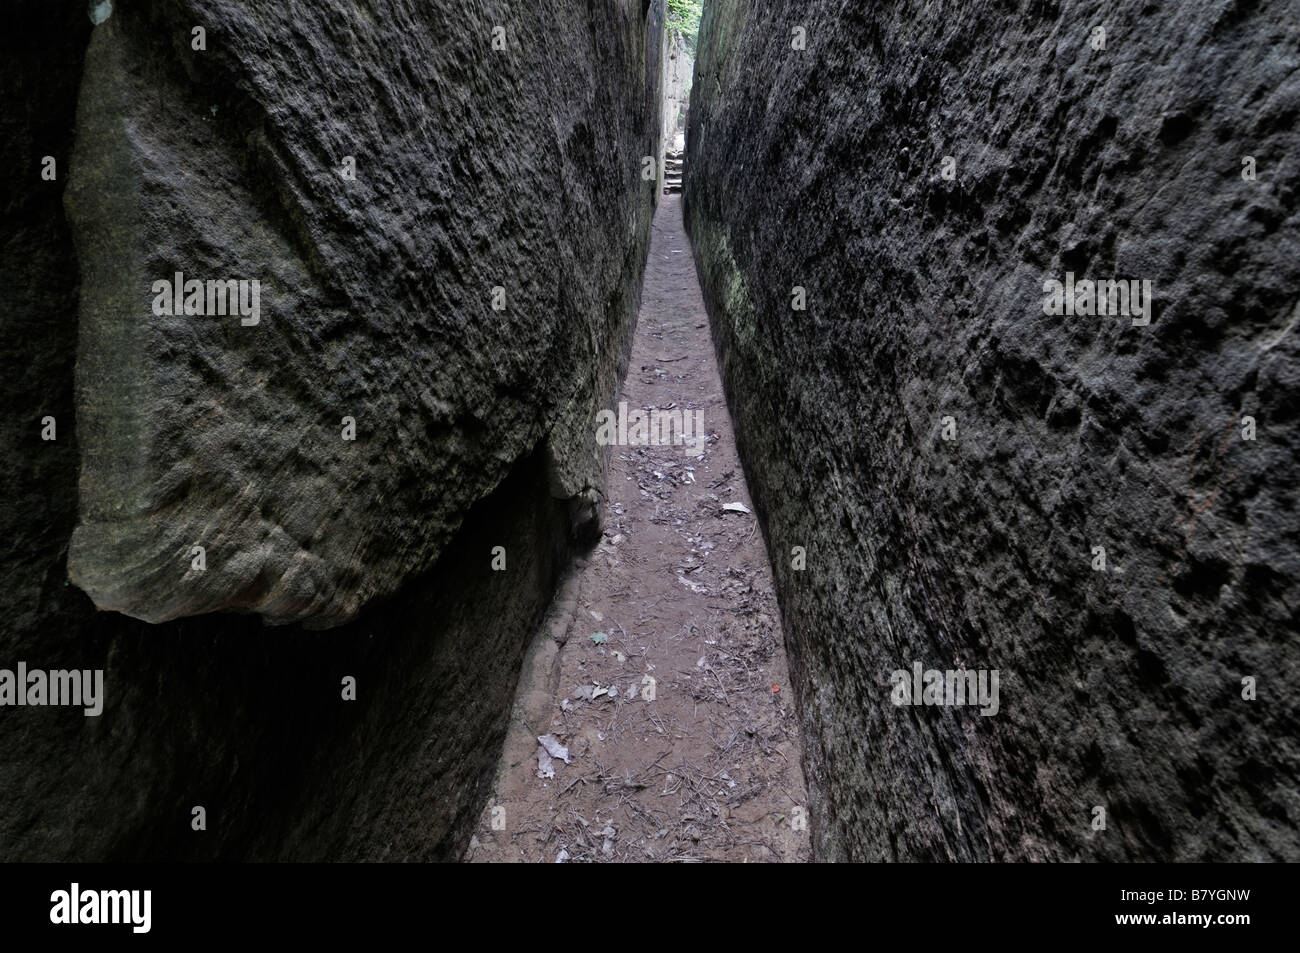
<box><xmin>467</xmin><ymin>195</ymin><xmax>810</xmax><ymax>863</ymax></box>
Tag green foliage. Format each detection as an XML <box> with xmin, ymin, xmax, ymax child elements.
<box><xmin>666</xmin><ymin>0</ymin><xmax>703</xmax><ymax>51</ymax></box>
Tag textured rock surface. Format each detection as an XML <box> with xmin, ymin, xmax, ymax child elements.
<box><xmin>661</xmin><ymin>29</ymin><xmax>693</xmax><ymax>148</ymax></box>
<box><xmin>66</xmin><ymin>0</ymin><xmax>661</xmax><ymax>627</ymax></box>
<box><xmin>687</xmin><ymin>0</ymin><xmax>1300</xmax><ymax>860</ymax></box>
<box><xmin>2</xmin><ymin>0</ymin><xmax>661</xmax><ymax>860</ymax></box>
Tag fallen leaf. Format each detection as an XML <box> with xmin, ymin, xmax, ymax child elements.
<box><xmin>722</xmin><ymin>502</ymin><xmax>752</xmax><ymax>514</ymax></box>
<box><xmin>537</xmin><ymin>733</ymin><xmax>571</xmax><ymax>764</ymax></box>
<box><xmin>676</xmin><ymin>574</ymin><xmax>707</xmax><ymax>594</ymax></box>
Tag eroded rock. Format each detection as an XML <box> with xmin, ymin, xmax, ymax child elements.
<box><xmin>65</xmin><ymin>0</ymin><xmax>662</xmax><ymax>627</ymax></box>
<box><xmin>1</xmin><ymin>0</ymin><xmax>663</xmax><ymax>862</ymax></box>
<box><xmin>686</xmin><ymin>0</ymin><xmax>1300</xmax><ymax>861</ymax></box>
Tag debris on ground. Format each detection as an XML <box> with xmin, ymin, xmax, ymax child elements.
<box><xmin>469</xmin><ymin>198</ymin><xmax>809</xmax><ymax>864</ymax></box>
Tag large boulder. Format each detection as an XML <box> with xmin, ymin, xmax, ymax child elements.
<box><xmin>65</xmin><ymin>0</ymin><xmax>661</xmax><ymax>627</ymax></box>
<box><xmin>1</xmin><ymin>0</ymin><xmax>662</xmax><ymax>861</ymax></box>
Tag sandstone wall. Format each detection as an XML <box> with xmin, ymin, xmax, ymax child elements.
<box><xmin>662</xmin><ymin>29</ymin><xmax>693</xmax><ymax>149</ymax></box>
<box><xmin>686</xmin><ymin>0</ymin><xmax>1300</xmax><ymax>861</ymax></box>
<box><xmin>1</xmin><ymin>0</ymin><xmax>662</xmax><ymax>861</ymax></box>
<box><xmin>68</xmin><ymin>0</ymin><xmax>661</xmax><ymax>627</ymax></box>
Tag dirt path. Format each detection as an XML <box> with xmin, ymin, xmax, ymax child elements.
<box><xmin>466</xmin><ymin>195</ymin><xmax>810</xmax><ymax>863</ymax></box>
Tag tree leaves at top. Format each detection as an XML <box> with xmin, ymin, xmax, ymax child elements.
<box><xmin>666</xmin><ymin>0</ymin><xmax>703</xmax><ymax>53</ymax></box>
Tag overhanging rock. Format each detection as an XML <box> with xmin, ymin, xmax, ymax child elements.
<box><xmin>65</xmin><ymin>0</ymin><xmax>662</xmax><ymax>626</ymax></box>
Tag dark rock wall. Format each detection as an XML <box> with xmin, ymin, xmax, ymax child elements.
<box><xmin>686</xmin><ymin>0</ymin><xmax>1300</xmax><ymax>860</ymax></box>
<box><xmin>67</xmin><ymin>0</ymin><xmax>661</xmax><ymax>627</ymax></box>
<box><xmin>1</xmin><ymin>0</ymin><xmax>661</xmax><ymax>860</ymax></box>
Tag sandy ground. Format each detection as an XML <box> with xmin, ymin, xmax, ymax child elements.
<box><xmin>465</xmin><ymin>195</ymin><xmax>810</xmax><ymax>863</ymax></box>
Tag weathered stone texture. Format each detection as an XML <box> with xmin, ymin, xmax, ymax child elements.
<box><xmin>66</xmin><ymin>0</ymin><xmax>661</xmax><ymax>627</ymax></box>
<box><xmin>686</xmin><ymin>0</ymin><xmax>1300</xmax><ymax>860</ymax></box>
<box><xmin>662</xmin><ymin>28</ymin><xmax>693</xmax><ymax>147</ymax></box>
<box><xmin>2</xmin><ymin>0</ymin><xmax>661</xmax><ymax>860</ymax></box>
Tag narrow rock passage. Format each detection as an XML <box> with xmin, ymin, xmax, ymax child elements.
<box><xmin>467</xmin><ymin>196</ymin><xmax>810</xmax><ymax>863</ymax></box>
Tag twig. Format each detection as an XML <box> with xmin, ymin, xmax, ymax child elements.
<box><xmin>560</xmin><ymin>773</ymin><xmax>593</xmax><ymax>797</ymax></box>
<box><xmin>706</xmin><ymin>666</ymin><xmax>729</xmax><ymax>704</ymax></box>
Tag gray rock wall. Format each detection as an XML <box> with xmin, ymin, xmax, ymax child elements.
<box><xmin>686</xmin><ymin>0</ymin><xmax>1300</xmax><ymax>860</ymax></box>
<box><xmin>1</xmin><ymin>0</ymin><xmax>661</xmax><ymax>861</ymax></box>
<box><xmin>68</xmin><ymin>0</ymin><xmax>661</xmax><ymax>627</ymax></box>
<box><xmin>662</xmin><ymin>29</ymin><xmax>693</xmax><ymax>149</ymax></box>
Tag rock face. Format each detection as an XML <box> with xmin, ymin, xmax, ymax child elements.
<box><xmin>66</xmin><ymin>0</ymin><xmax>661</xmax><ymax>627</ymax></box>
<box><xmin>686</xmin><ymin>1</ymin><xmax>1300</xmax><ymax>860</ymax></box>
<box><xmin>1</xmin><ymin>0</ymin><xmax>661</xmax><ymax>860</ymax></box>
<box><xmin>661</xmin><ymin>29</ymin><xmax>693</xmax><ymax>150</ymax></box>
<box><xmin>659</xmin><ymin>30</ymin><xmax>691</xmax><ymax>196</ymax></box>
